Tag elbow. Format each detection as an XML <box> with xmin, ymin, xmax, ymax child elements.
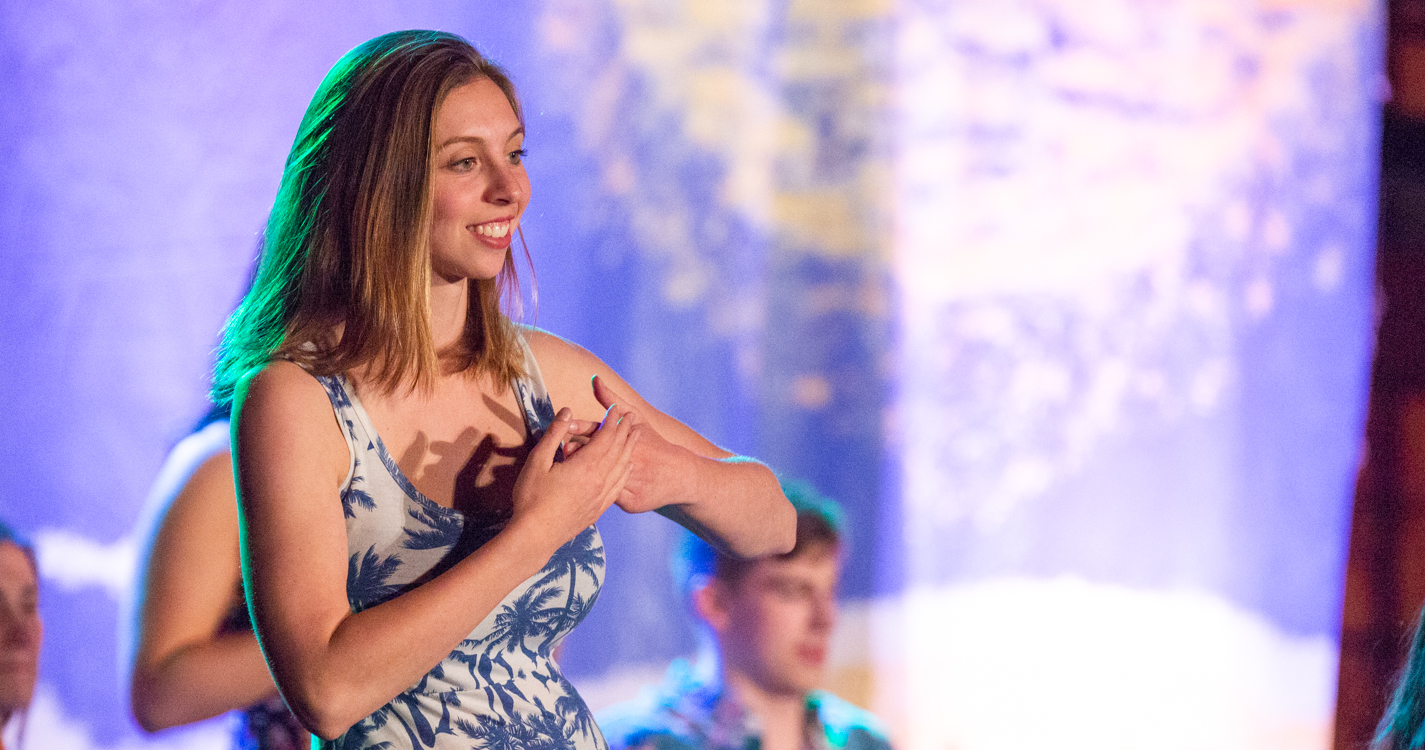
<box><xmin>130</xmin><ymin>673</ymin><xmax>181</xmax><ymax>733</ymax></box>
<box><xmin>728</xmin><ymin>489</ymin><xmax>796</xmax><ymax>559</ymax></box>
<box><xmin>132</xmin><ymin>701</ymin><xmax>172</xmax><ymax>734</ymax></box>
<box><xmin>303</xmin><ymin>712</ymin><xmax>353</xmax><ymax>743</ymax></box>
<box><xmin>768</xmin><ymin>499</ymin><xmax>797</xmax><ymax>555</ymax></box>
<box><xmin>760</xmin><ymin>469</ymin><xmax>797</xmax><ymax>556</ymax></box>
<box><xmin>284</xmin><ymin>674</ymin><xmax>361</xmax><ymax>741</ymax></box>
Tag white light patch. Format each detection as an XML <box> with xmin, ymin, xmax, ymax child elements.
<box><xmin>11</xmin><ymin>683</ymin><xmax>232</xmax><ymax>750</ymax></box>
<box><xmin>1246</xmin><ymin>278</ymin><xmax>1275</xmax><ymax>319</ymax></box>
<box><xmin>893</xmin><ymin>0</ymin><xmax>1365</xmax><ymax>305</ymax></box>
<box><xmin>871</xmin><ymin>578</ymin><xmax>1336</xmax><ymax>750</ymax></box>
<box><xmin>1313</xmin><ymin>246</ymin><xmax>1344</xmax><ymax>293</ymax></box>
<box><xmin>34</xmin><ymin>529</ymin><xmax>135</xmax><ymax>601</ymax></box>
<box><xmin>890</xmin><ymin>0</ymin><xmax>1372</xmax><ymax>531</ymax></box>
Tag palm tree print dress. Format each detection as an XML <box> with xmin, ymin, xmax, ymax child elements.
<box><xmin>312</xmin><ymin>331</ymin><xmax>607</xmax><ymax>750</ymax></box>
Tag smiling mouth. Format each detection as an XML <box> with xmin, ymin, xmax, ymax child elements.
<box><xmin>473</xmin><ymin>220</ymin><xmax>511</xmax><ymax>239</ymax></box>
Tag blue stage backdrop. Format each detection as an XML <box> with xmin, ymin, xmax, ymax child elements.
<box><xmin>0</xmin><ymin>1</ymin><xmax>1380</xmax><ymax>749</ymax></box>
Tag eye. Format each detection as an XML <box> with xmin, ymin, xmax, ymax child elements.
<box><xmin>509</xmin><ymin>148</ymin><xmax>528</xmax><ymax>165</ymax></box>
<box><xmin>451</xmin><ymin>157</ymin><xmax>476</xmax><ymax>172</ymax></box>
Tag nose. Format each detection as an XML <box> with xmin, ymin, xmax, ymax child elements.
<box><xmin>483</xmin><ymin>161</ymin><xmax>523</xmax><ymax>207</ymax></box>
<box><xmin>809</xmin><ymin>591</ymin><xmax>836</xmax><ymax>633</ymax></box>
<box><xmin>0</xmin><ymin>600</ymin><xmax>37</xmax><ymax>649</ymax></box>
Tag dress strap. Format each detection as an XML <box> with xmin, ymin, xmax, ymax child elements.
<box><xmin>511</xmin><ymin>328</ymin><xmax>558</xmax><ymax>444</ymax></box>
<box><xmin>312</xmin><ymin>374</ymin><xmax>360</xmax><ymax>493</ymax></box>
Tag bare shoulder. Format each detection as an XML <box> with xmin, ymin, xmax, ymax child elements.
<box><xmin>168</xmin><ymin>450</ymin><xmax>237</xmax><ymax>520</ymax></box>
<box><xmin>520</xmin><ymin>327</ymin><xmax>609</xmax><ymax>418</ymax></box>
<box><xmin>232</xmin><ymin>360</ymin><xmax>348</xmax><ymax>487</ymax></box>
<box><xmin>238</xmin><ymin>359</ymin><xmax>331</xmax><ymax>401</ymax></box>
<box><xmin>234</xmin><ymin>360</ymin><xmax>340</xmax><ymax>428</ymax></box>
<box><xmin>140</xmin><ymin>447</ymin><xmax>241</xmax><ymax>592</ymax></box>
<box><xmin>519</xmin><ymin>326</ymin><xmax>732</xmax><ymax>459</ymax></box>
<box><xmin>522</xmin><ymin>326</ymin><xmax>600</xmax><ymax>369</ymax></box>
<box><xmin>140</xmin><ymin>421</ymin><xmax>231</xmax><ymax>524</ymax></box>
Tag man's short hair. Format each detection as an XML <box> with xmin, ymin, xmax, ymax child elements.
<box><xmin>672</xmin><ymin>477</ymin><xmax>844</xmax><ymax>597</ymax></box>
<box><xmin>0</xmin><ymin>519</ymin><xmax>37</xmax><ymax>576</ymax></box>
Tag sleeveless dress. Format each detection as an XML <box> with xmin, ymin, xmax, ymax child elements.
<box><xmin>312</xmin><ymin>333</ymin><xmax>607</xmax><ymax>750</ymax></box>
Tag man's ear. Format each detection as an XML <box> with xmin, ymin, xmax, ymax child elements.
<box><xmin>690</xmin><ymin>575</ymin><xmax>732</xmax><ymax>633</ymax></box>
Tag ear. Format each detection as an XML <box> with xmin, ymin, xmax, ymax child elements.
<box><xmin>690</xmin><ymin>576</ymin><xmax>732</xmax><ymax>634</ymax></box>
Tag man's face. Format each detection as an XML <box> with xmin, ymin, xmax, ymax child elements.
<box><xmin>0</xmin><ymin>543</ymin><xmax>39</xmax><ymax>714</ymax></box>
<box><xmin>703</xmin><ymin>546</ymin><xmax>840</xmax><ymax>698</ymax></box>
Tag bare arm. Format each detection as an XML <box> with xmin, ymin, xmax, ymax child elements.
<box><xmin>130</xmin><ymin>424</ymin><xmax>283</xmax><ymax>731</ymax></box>
<box><xmin>527</xmin><ymin>329</ymin><xmax>795</xmax><ymax>558</ymax></box>
<box><xmin>234</xmin><ymin>361</ymin><xmax>635</xmax><ymax>739</ymax></box>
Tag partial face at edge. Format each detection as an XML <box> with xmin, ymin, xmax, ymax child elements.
<box><xmin>428</xmin><ymin>77</ymin><xmax>531</xmax><ymax>285</ymax></box>
<box><xmin>0</xmin><ymin>543</ymin><xmax>40</xmax><ymax>715</ymax></box>
<box><xmin>700</xmin><ymin>548</ymin><xmax>841</xmax><ymax>698</ymax></box>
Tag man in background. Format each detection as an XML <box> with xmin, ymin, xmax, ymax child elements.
<box><xmin>598</xmin><ymin>480</ymin><xmax>893</xmax><ymax>750</ymax></box>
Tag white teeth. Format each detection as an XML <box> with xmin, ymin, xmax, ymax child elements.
<box><xmin>474</xmin><ymin>222</ymin><xmax>510</xmax><ymax>238</ymax></box>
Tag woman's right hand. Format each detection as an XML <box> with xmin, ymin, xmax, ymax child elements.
<box><xmin>508</xmin><ymin>405</ymin><xmax>637</xmax><ymax>553</ymax></box>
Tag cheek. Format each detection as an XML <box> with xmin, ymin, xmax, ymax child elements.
<box><xmin>749</xmin><ymin>600</ymin><xmax>808</xmax><ymax>645</ymax></box>
<box><xmin>431</xmin><ymin>190</ymin><xmax>462</xmax><ymax>227</ymax></box>
<box><xmin>516</xmin><ymin>173</ymin><xmax>532</xmax><ymax>212</ymax></box>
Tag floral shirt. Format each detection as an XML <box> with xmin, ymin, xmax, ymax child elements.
<box><xmin>597</xmin><ymin>659</ymin><xmax>893</xmax><ymax>750</ymax></box>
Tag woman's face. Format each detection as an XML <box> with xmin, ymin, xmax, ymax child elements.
<box><xmin>0</xmin><ymin>543</ymin><xmax>39</xmax><ymax>716</ymax></box>
<box><xmin>428</xmin><ymin>77</ymin><xmax>530</xmax><ymax>285</ymax></box>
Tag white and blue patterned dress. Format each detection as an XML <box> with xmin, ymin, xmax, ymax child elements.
<box><xmin>312</xmin><ymin>333</ymin><xmax>607</xmax><ymax>750</ymax></box>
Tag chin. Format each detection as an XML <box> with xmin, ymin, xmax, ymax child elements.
<box><xmin>771</xmin><ymin>668</ymin><xmax>822</xmax><ymax>697</ymax></box>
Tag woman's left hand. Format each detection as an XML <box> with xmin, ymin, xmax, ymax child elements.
<box><xmin>559</xmin><ymin>376</ymin><xmax>692</xmax><ymax>514</ymax></box>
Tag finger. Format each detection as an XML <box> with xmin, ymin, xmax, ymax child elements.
<box><xmin>595</xmin><ymin>377</ymin><xmax>645</xmax><ymax>426</ymax></box>
<box><xmin>589</xmin><ymin>403</ymin><xmax>624</xmax><ymax>447</ymax></box>
<box><xmin>529</xmin><ymin>409</ymin><xmax>575</xmax><ymax>470</ymax></box>
<box><xmin>604</xmin><ymin>456</ymin><xmax>636</xmax><ymax>513</ymax></box>
<box><xmin>601</xmin><ymin>408</ymin><xmax>637</xmax><ymax>469</ymax></box>
<box><xmin>561</xmin><ymin>432</ymin><xmax>592</xmax><ymax>459</ymax></box>
<box><xmin>600</xmin><ymin>401</ymin><xmax>624</xmax><ymax>429</ymax></box>
<box><xmin>565</xmin><ymin>419</ymin><xmax>599</xmax><ymax>438</ymax></box>
<box><xmin>591</xmin><ymin>375</ymin><xmax>625</xmax><ymax>411</ymax></box>
<box><xmin>617</xmin><ymin>422</ymin><xmax>640</xmax><ymax>466</ymax></box>
<box><xmin>592</xmin><ymin>404</ymin><xmax>632</xmax><ymax>470</ymax></box>
<box><xmin>558</xmin><ymin>420</ymin><xmax>598</xmax><ymax>460</ymax></box>
<box><xmin>565</xmin><ymin>404</ymin><xmax>623</xmax><ymax>464</ymax></box>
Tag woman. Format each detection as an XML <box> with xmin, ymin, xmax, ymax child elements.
<box><xmin>0</xmin><ymin>521</ymin><xmax>41</xmax><ymax>750</ymax></box>
<box><xmin>129</xmin><ymin>405</ymin><xmax>307</xmax><ymax>749</ymax></box>
<box><xmin>213</xmin><ymin>30</ymin><xmax>794</xmax><ymax>749</ymax></box>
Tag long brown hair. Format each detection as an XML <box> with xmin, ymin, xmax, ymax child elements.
<box><xmin>212</xmin><ymin>30</ymin><xmax>527</xmax><ymax>405</ymax></box>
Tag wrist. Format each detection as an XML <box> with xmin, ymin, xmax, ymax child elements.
<box><xmin>665</xmin><ymin>445</ymin><xmax>707</xmax><ymax>508</ymax></box>
<box><xmin>494</xmin><ymin>513</ymin><xmax>563</xmax><ymax>573</ymax></box>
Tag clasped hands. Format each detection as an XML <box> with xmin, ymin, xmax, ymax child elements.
<box><xmin>510</xmin><ymin>376</ymin><xmax>693</xmax><ymax>547</ymax></box>
<box><xmin>558</xmin><ymin>375</ymin><xmax>689</xmax><ymax>515</ymax></box>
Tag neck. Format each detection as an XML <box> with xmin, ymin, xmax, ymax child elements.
<box><xmin>428</xmin><ymin>276</ymin><xmax>470</xmax><ymax>354</ymax></box>
<box><xmin>721</xmin><ymin>666</ymin><xmax>807</xmax><ymax>750</ymax></box>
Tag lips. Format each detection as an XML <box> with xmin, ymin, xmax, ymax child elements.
<box><xmin>797</xmin><ymin>645</ymin><xmax>827</xmax><ymax>666</ymax></box>
<box><xmin>470</xmin><ymin>219</ymin><xmax>514</xmax><ymax>248</ymax></box>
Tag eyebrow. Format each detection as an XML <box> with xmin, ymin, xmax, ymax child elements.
<box><xmin>438</xmin><ymin>127</ymin><xmax>524</xmax><ymax>150</ymax></box>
